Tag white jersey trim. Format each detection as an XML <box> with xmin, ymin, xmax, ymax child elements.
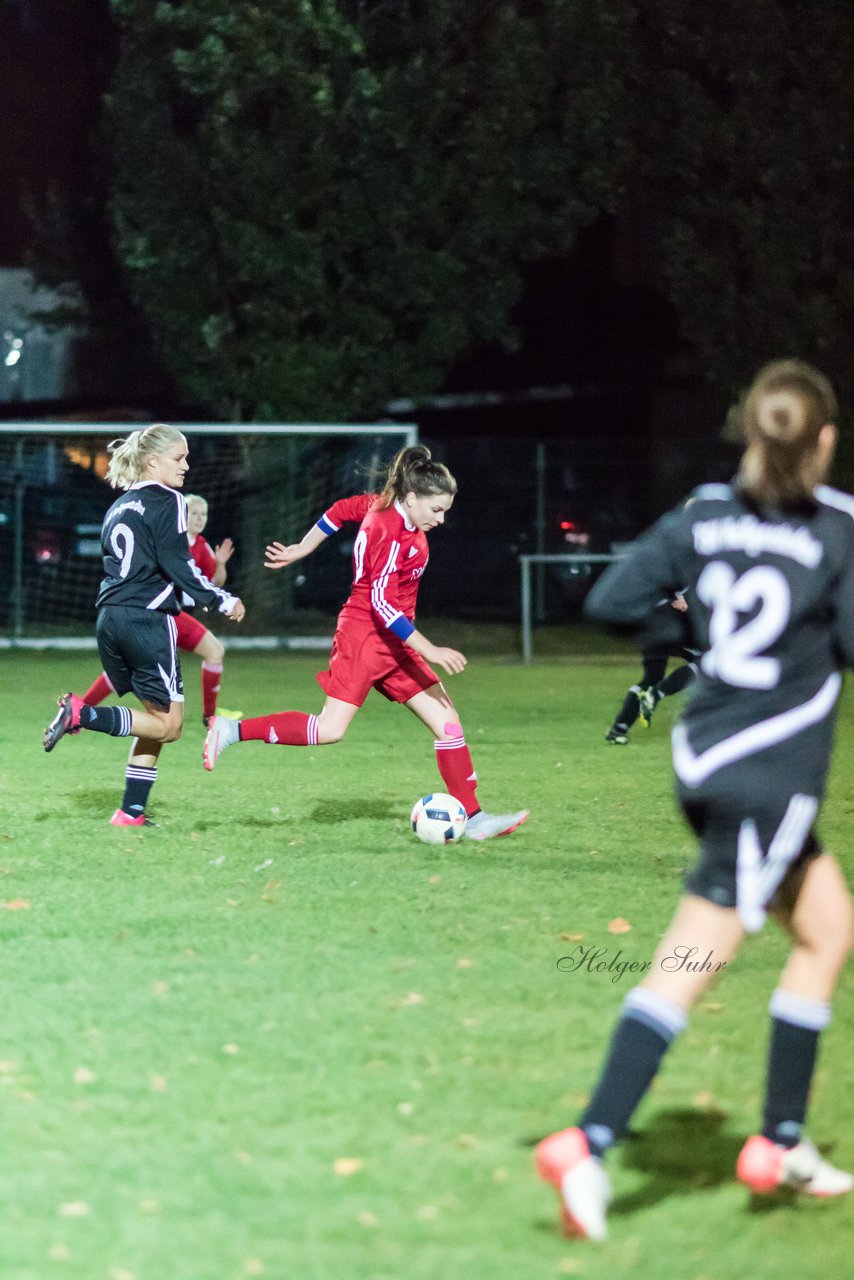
<box><xmin>815</xmin><ymin>484</ymin><xmax>854</xmax><ymax>521</ymax></box>
<box><xmin>672</xmin><ymin>672</ymin><xmax>841</xmax><ymax>787</ymax></box>
<box><xmin>371</xmin><ymin>539</ymin><xmax>404</xmax><ymax>629</ymax></box>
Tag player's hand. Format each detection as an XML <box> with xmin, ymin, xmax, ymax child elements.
<box><xmin>264</xmin><ymin>542</ymin><xmax>302</xmax><ymax>569</ymax></box>
<box><xmin>226</xmin><ymin>599</ymin><xmax>245</xmax><ymax>622</ymax></box>
<box><xmin>671</xmin><ymin>595</ymin><xmax>688</xmax><ymax>612</ymax></box>
<box><xmin>215</xmin><ymin>537</ymin><xmax>234</xmax><ymax>566</ymax></box>
<box><xmin>425</xmin><ymin>645</ymin><xmax>467</xmax><ymax>675</ymax></box>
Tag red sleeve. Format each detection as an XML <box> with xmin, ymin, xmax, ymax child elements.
<box><xmin>361</xmin><ymin>516</ymin><xmax>414</xmax><ymax>640</ymax></box>
<box><xmin>319</xmin><ymin>493</ymin><xmax>377</xmax><ymax>532</ymax></box>
<box><xmin>190</xmin><ymin>535</ymin><xmax>217</xmax><ymax>580</ymax></box>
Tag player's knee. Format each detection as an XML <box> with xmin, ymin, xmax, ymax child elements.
<box><xmin>317</xmin><ymin>723</ymin><xmax>346</xmax><ymax>744</ymax></box>
<box><xmin>207</xmin><ymin>637</ymin><xmax>225</xmax><ymax>664</ymax></box>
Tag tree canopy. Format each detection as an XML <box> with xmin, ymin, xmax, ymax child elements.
<box><xmin>95</xmin><ymin>0</ymin><xmax>854</xmax><ymax>419</ymax></box>
<box><xmin>106</xmin><ymin>0</ymin><xmax>632</xmax><ymax>419</ymax></box>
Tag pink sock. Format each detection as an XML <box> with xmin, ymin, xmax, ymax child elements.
<box><xmin>238</xmin><ymin>712</ymin><xmax>319</xmax><ymax>745</ymax></box>
<box><xmin>434</xmin><ymin>723</ymin><xmax>479</xmax><ymax>815</ymax></box>
<box><xmin>82</xmin><ymin>672</ymin><xmax>114</xmax><ymax>706</ymax></box>
<box><xmin>201</xmin><ymin>661</ymin><xmax>223</xmax><ymax>720</ymax></box>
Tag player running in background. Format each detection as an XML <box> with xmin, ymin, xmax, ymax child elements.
<box><xmin>78</xmin><ymin>493</ymin><xmax>243</xmax><ymax>726</ymax></box>
<box><xmin>203</xmin><ymin>445</ymin><xmax>528</xmax><ymax>841</ymax></box>
<box><xmin>536</xmin><ymin>360</ymin><xmax>854</xmax><ymax>1239</ymax></box>
<box><xmin>604</xmin><ymin>591</ymin><xmax>699</xmax><ymax>744</ymax></box>
<box><xmin>43</xmin><ymin>424</ymin><xmax>245</xmax><ymax>826</ymax></box>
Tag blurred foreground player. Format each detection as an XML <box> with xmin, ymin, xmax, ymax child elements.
<box><xmin>537</xmin><ymin>360</ymin><xmax>854</xmax><ymax>1239</ymax></box>
<box><xmin>203</xmin><ymin>445</ymin><xmax>528</xmax><ymax>841</ymax></box>
<box><xmin>43</xmin><ymin>425</ymin><xmax>245</xmax><ymax>825</ymax></box>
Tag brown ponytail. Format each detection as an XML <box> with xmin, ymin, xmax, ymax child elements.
<box><xmin>376</xmin><ymin>445</ymin><xmax>457</xmax><ymax>509</ymax></box>
<box><xmin>737</xmin><ymin>360</ymin><xmax>837</xmax><ymax>509</ymax></box>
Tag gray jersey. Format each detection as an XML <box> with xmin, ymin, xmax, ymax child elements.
<box><xmin>585</xmin><ymin>482</ymin><xmax>854</xmax><ymax>788</ymax></box>
<box><xmin>97</xmin><ymin>481</ymin><xmax>236</xmax><ymax>616</ymax></box>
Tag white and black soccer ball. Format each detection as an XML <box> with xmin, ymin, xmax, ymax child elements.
<box><xmin>410</xmin><ymin>792</ymin><xmax>468</xmax><ymax>844</ymax></box>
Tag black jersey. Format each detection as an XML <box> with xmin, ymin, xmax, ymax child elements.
<box><xmin>97</xmin><ymin>481</ymin><xmax>237</xmax><ymax>616</ymax></box>
<box><xmin>585</xmin><ymin>482</ymin><xmax>854</xmax><ymax>786</ymax></box>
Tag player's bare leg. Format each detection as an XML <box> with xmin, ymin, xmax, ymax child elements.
<box><xmin>405</xmin><ymin>685</ymin><xmax>528</xmax><ymax>839</ymax></box>
<box><xmin>203</xmin><ymin>695</ymin><xmax>361</xmax><ymax>770</ymax></box>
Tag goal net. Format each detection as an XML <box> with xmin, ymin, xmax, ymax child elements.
<box><xmin>0</xmin><ymin>422</ymin><xmax>416</xmax><ymax>643</ymax></box>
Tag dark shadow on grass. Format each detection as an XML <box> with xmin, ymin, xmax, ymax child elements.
<box><xmin>309</xmin><ymin>798</ymin><xmax>398</xmax><ymax>823</ymax></box>
<box><xmin>611</xmin><ymin>1109</ymin><xmax>744</xmax><ymax>1216</ymax></box>
<box><xmin>71</xmin><ymin>788</ymin><xmax>121</xmax><ymax>814</ymax></box>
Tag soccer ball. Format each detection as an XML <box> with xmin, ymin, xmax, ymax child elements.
<box><xmin>410</xmin><ymin>792</ymin><xmax>467</xmax><ymax>844</ymax></box>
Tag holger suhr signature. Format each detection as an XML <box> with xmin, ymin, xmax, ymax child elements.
<box><xmin>557</xmin><ymin>944</ymin><xmax>728</xmax><ymax>983</ymax></box>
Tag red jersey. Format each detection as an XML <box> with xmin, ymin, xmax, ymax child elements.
<box><xmin>319</xmin><ymin>495</ymin><xmax>426</xmax><ymax>641</ymax></box>
<box><xmin>189</xmin><ymin>534</ymin><xmax>217</xmax><ymax>580</ymax></box>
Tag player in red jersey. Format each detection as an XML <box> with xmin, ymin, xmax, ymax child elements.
<box><xmin>203</xmin><ymin>446</ymin><xmax>528</xmax><ymax>840</ymax></box>
<box><xmin>80</xmin><ymin>493</ymin><xmax>243</xmax><ymax>726</ymax></box>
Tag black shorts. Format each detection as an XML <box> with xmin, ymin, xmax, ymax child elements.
<box><xmin>678</xmin><ymin>769</ymin><xmax>821</xmax><ymax>932</ymax></box>
<box><xmin>96</xmin><ymin>606</ymin><xmax>185</xmax><ymax>711</ymax></box>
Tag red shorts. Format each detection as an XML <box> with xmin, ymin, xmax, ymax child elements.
<box><xmin>174</xmin><ymin>610</ymin><xmax>208</xmax><ymax>652</ymax></box>
<box><xmin>317</xmin><ymin>622</ymin><xmax>439</xmax><ymax>707</ymax></box>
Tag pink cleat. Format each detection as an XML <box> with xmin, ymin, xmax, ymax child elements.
<box><xmin>737</xmin><ymin>1134</ymin><xmax>853</xmax><ymax>1196</ymax></box>
<box><xmin>110</xmin><ymin>809</ymin><xmax>157</xmax><ymax>828</ymax></box>
<box><xmin>535</xmin><ymin>1127</ymin><xmax>612</xmax><ymax>1241</ymax></box>
<box><xmin>43</xmin><ymin>693</ymin><xmax>84</xmax><ymax>752</ymax></box>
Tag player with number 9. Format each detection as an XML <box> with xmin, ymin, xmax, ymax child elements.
<box><xmin>42</xmin><ymin>424</ymin><xmax>246</xmax><ymax>825</ymax></box>
<box><xmin>536</xmin><ymin>360</ymin><xmax>854</xmax><ymax>1239</ymax></box>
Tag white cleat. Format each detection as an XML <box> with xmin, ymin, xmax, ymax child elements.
<box><xmin>203</xmin><ymin>715</ymin><xmax>239</xmax><ymax>772</ymax></box>
<box><xmin>535</xmin><ymin>1127</ymin><xmax>613</xmax><ymax>1241</ymax></box>
<box><xmin>464</xmin><ymin>809</ymin><xmax>529</xmax><ymax>840</ymax></box>
<box><xmin>737</xmin><ymin>1134</ymin><xmax>853</xmax><ymax>1196</ymax></box>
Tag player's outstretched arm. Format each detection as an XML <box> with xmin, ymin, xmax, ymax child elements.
<box><xmin>264</xmin><ymin>526</ymin><xmax>328</xmax><ymax>569</ymax></box>
<box><xmin>405</xmin><ymin>629</ymin><xmax>467</xmax><ymax>675</ymax></box>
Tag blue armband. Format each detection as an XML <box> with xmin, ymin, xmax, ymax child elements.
<box><xmin>316</xmin><ymin>514</ymin><xmax>338</xmax><ymax>536</ymax></box>
<box><xmin>388</xmin><ymin>614</ymin><xmax>415</xmax><ymax>641</ymax></box>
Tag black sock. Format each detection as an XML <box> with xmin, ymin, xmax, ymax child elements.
<box><xmin>657</xmin><ymin>664</ymin><xmax>695</xmax><ymax>699</ymax></box>
<box><xmin>580</xmin><ymin>988</ymin><xmax>687</xmax><ymax>1157</ymax></box>
<box><xmin>761</xmin><ymin>990</ymin><xmax>829</xmax><ymax>1148</ymax></box>
<box><xmin>612</xmin><ymin>687</ymin><xmax>641</xmax><ymax>732</ymax></box>
<box><xmin>81</xmin><ymin>705</ymin><xmax>133</xmax><ymax>737</ymax></box>
<box><xmin>120</xmin><ymin>765</ymin><xmax>157</xmax><ymax>818</ymax></box>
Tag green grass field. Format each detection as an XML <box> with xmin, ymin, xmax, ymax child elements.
<box><xmin>2</xmin><ymin>626</ymin><xmax>853</xmax><ymax>1280</ymax></box>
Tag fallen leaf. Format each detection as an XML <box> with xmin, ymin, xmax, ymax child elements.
<box><xmin>243</xmin><ymin>1261</ymin><xmax>264</xmax><ymax>1277</ymax></box>
<box><xmin>334</xmin><ymin>1157</ymin><xmax>364</xmax><ymax>1176</ymax></box>
<box><xmin>400</xmin><ymin>992</ymin><xmax>424</xmax><ymax>1006</ymax></box>
<box><xmin>149</xmin><ymin>1075</ymin><xmax>168</xmax><ymax>1092</ymax></box>
<box><xmin>58</xmin><ymin>1202</ymin><xmax>90</xmax><ymax>1218</ymax></box>
<box><xmin>357</xmin><ymin>1210</ymin><xmax>379</xmax><ymax>1228</ymax></box>
<box><xmin>48</xmin><ymin>1244</ymin><xmax>69</xmax><ymax>1261</ymax></box>
<box><xmin>454</xmin><ymin>1133</ymin><xmax>478</xmax><ymax>1149</ymax></box>
<box><xmin>397</xmin><ymin>1101</ymin><xmax>414</xmax><ymax>1117</ymax></box>
<box><xmin>0</xmin><ymin>899</ymin><xmax>30</xmax><ymax>911</ymax></box>
<box><xmin>560</xmin><ymin>932</ymin><xmax>584</xmax><ymax>942</ymax></box>
<box><xmin>700</xmin><ymin>1001</ymin><xmax>724</xmax><ymax>1013</ymax></box>
<box><xmin>456</xmin><ymin>958</ymin><xmax>473</xmax><ymax>969</ymax></box>
<box><xmin>73</xmin><ymin>1067</ymin><xmax>96</xmax><ymax>1085</ymax></box>
<box><xmin>416</xmin><ymin>1204</ymin><xmax>439</xmax><ymax>1221</ymax></box>
<box><xmin>607</xmin><ymin>917</ymin><xmax>632</xmax><ymax>934</ymax></box>
<box><xmin>109</xmin><ymin>1267</ymin><xmax>137</xmax><ymax>1280</ymax></box>
<box><xmin>222</xmin><ymin>1043</ymin><xmax>240</xmax><ymax>1055</ymax></box>
<box><xmin>492</xmin><ymin>1167</ymin><xmax>509</xmax><ymax>1182</ymax></box>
